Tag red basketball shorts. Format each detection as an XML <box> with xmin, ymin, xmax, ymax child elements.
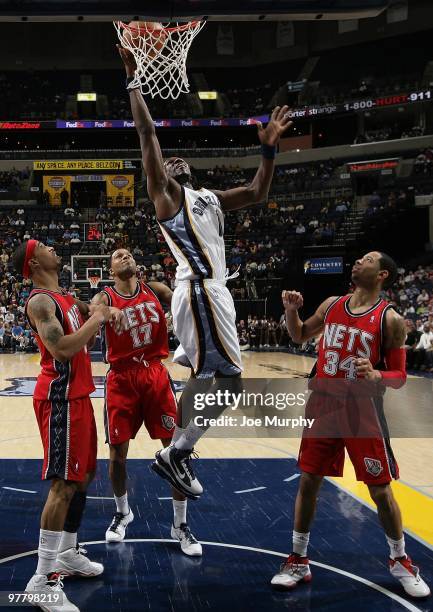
<box><xmin>34</xmin><ymin>396</ymin><xmax>97</xmax><ymax>482</ymax></box>
<box><xmin>298</xmin><ymin>391</ymin><xmax>399</xmax><ymax>485</ymax></box>
<box><xmin>104</xmin><ymin>360</ymin><xmax>177</xmax><ymax>445</ymax></box>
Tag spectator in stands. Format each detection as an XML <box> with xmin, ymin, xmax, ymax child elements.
<box><xmin>404</xmin><ymin>319</ymin><xmax>420</xmax><ymax>370</ymax></box>
<box><xmin>268</xmin><ymin>316</ymin><xmax>279</xmax><ymax>347</ymax></box>
<box><xmin>0</xmin><ymin>322</ymin><xmax>12</xmax><ymax>352</ymax></box>
<box><xmin>60</xmin><ymin>188</ymin><xmax>69</xmax><ymax>207</ymax></box>
<box><xmin>248</xmin><ymin>316</ymin><xmax>259</xmax><ymax>349</ymax></box>
<box><xmin>4</xmin><ymin>309</ymin><xmax>14</xmax><ymax>325</ymax></box>
<box><xmin>11</xmin><ymin>321</ymin><xmax>24</xmax><ymax>352</ymax></box>
<box><xmin>70</xmin><ymin>231</ymin><xmax>81</xmax><ymax>244</ymax></box>
<box><xmin>413</xmin><ymin>323</ymin><xmax>433</xmax><ymax>371</ymax></box>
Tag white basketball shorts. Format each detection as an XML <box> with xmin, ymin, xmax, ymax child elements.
<box><xmin>171</xmin><ymin>279</ymin><xmax>243</xmax><ymax>379</ymax></box>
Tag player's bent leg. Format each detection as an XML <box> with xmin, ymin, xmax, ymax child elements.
<box><xmin>368</xmin><ymin>484</ymin><xmax>430</xmax><ymax>598</ymax></box>
<box><xmin>55</xmin><ymin>472</ymin><xmax>104</xmax><ymax>578</ymax></box>
<box><xmin>160</xmin><ymin>439</ymin><xmax>202</xmax><ymax>556</ymax></box>
<box><xmin>271</xmin><ymin>472</ymin><xmax>322</xmax><ymax>590</ymax></box>
<box><xmin>152</xmin><ymin>374</ymin><xmax>207</xmax><ymax>499</ymax></box>
<box><xmin>106</xmin><ymin>441</ymin><xmax>134</xmax><ymax>542</ymax></box>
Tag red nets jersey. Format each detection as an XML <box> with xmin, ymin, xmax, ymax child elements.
<box><xmin>101</xmin><ymin>282</ymin><xmax>169</xmax><ymax>366</ymax></box>
<box><xmin>25</xmin><ymin>289</ymin><xmax>95</xmax><ymax>400</ymax></box>
<box><xmin>315</xmin><ymin>295</ymin><xmax>392</xmax><ymax>380</ymax></box>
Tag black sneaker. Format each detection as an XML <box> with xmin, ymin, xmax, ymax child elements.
<box><xmin>151</xmin><ymin>446</ymin><xmax>203</xmax><ymax>499</ymax></box>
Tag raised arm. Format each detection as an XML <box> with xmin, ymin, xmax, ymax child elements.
<box><xmin>147</xmin><ymin>281</ymin><xmax>173</xmax><ymax>306</ymax></box>
<box><xmin>118</xmin><ymin>45</ymin><xmax>181</xmax><ymax>220</ymax></box>
<box><xmin>213</xmin><ymin>106</ymin><xmax>293</xmax><ymax>212</ymax></box>
<box><xmin>282</xmin><ymin>290</ymin><xmax>337</xmax><ymax>344</ymax></box>
<box><xmin>28</xmin><ymin>293</ymin><xmax>112</xmax><ymax>363</ymax></box>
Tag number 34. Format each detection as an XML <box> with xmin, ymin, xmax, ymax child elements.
<box><xmin>323</xmin><ymin>350</ymin><xmax>357</xmax><ymax>380</ymax></box>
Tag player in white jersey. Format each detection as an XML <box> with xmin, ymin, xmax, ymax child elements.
<box><xmin>119</xmin><ymin>45</ymin><xmax>292</xmax><ymax>499</ymax></box>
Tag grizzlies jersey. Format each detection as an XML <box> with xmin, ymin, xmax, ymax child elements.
<box><xmin>158</xmin><ymin>186</ymin><xmax>226</xmax><ymax>281</ymax></box>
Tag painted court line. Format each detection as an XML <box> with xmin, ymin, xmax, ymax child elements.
<box><xmin>0</xmin><ymin>540</ymin><xmax>422</xmax><ymax>612</ymax></box>
<box><xmin>234</xmin><ymin>486</ymin><xmax>267</xmax><ymax>494</ymax></box>
<box><xmin>2</xmin><ymin>487</ymin><xmax>36</xmax><ymax>494</ymax></box>
<box><xmin>87</xmin><ymin>496</ymin><xmax>114</xmax><ymax>500</ymax></box>
<box><xmin>157</xmin><ymin>497</ymin><xmax>172</xmax><ymax>500</ymax></box>
<box><xmin>283</xmin><ymin>474</ymin><xmax>300</xmax><ymax>482</ymax></box>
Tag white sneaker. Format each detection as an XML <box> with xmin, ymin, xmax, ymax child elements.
<box><xmin>25</xmin><ymin>573</ymin><xmax>79</xmax><ymax>611</ymax></box>
<box><xmin>54</xmin><ymin>545</ymin><xmax>104</xmax><ymax>577</ymax></box>
<box><xmin>105</xmin><ymin>509</ymin><xmax>134</xmax><ymax>542</ymax></box>
<box><xmin>171</xmin><ymin>523</ymin><xmax>202</xmax><ymax>556</ymax></box>
<box><xmin>271</xmin><ymin>554</ymin><xmax>312</xmax><ymax>590</ymax></box>
<box><xmin>389</xmin><ymin>556</ymin><xmax>431</xmax><ymax>598</ymax></box>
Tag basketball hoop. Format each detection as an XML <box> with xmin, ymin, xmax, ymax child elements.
<box><xmin>113</xmin><ymin>20</ymin><xmax>206</xmax><ymax>100</ymax></box>
<box><xmin>88</xmin><ymin>275</ymin><xmax>100</xmax><ymax>290</ymax></box>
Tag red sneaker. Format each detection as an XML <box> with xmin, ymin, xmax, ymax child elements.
<box><xmin>389</xmin><ymin>556</ymin><xmax>430</xmax><ymax>598</ymax></box>
<box><xmin>271</xmin><ymin>553</ymin><xmax>312</xmax><ymax>590</ymax></box>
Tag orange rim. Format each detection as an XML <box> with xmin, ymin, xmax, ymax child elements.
<box><xmin>117</xmin><ymin>20</ymin><xmax>202</xmax><ymax>34</ymax></box>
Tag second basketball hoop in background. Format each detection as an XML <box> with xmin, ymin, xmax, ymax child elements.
<box><xmin>113</xmin><ymin>19</ymin><xmax>206</xmax><ymax>100</ymax></box>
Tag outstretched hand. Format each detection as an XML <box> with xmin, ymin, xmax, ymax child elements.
<box><xmin>256</xmin><ymin>105</ymin><xmax>293</xmax><ymax>147</ymax></box>
<box><xmin>117</xmin><ymin>44</ymin><xmax>137</xmax><ymax>78</ymax></box>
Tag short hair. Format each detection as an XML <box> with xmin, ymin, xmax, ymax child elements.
<box><xmin>12</xmin><ymin>241</ymin><xmax>29</xmax><ymax>276</ymax></box>
<box><xmin>378</xmin><ymin>252</ymin><xmax>398</xmax><ymax>289</ymax></box>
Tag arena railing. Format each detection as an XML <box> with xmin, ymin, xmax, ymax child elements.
<box><xmin>0</xmin><ymin>146</ymin><xmax>262</xmax><ymax>161</ymax></box>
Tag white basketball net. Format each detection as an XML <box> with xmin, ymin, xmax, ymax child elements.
<box><xmin>113</xmin><ymin>21</ymin><xmax>206</xmax><ymax>100</ymax></box>
<box><xmin>88</xmin><ymin>276</ymin><xmax>100</xmax><ymax>289</ymax></box>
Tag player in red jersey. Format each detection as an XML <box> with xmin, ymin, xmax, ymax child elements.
<box><xmin>12</xmin><ymin>239</ymin><xmax>123</xmax><ymax>611</ymax></box>
<box><xmin>271</xmin><ymin>251</ymin><xmax>430</xmax><ymax>598</ymax></box>
<box><xmin>92</xmin><ymin>248</ymin><xmax>202</xmax><ymax>556</ymax></box>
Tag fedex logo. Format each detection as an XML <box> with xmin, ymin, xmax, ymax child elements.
<box><xmin>65</xmin><ymin>121</ymin><xmax>85</xmax><ymax>128</ymax></box>
<box><xmin>323</xmin><ymin>323</ymin><xmax>374</xmax><ymax>359</ymax></box>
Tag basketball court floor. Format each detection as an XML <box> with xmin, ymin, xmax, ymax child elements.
<box><xmin>0</xmin><ymin>351</ymin><xmax>432</xmax><ymax>611</ymax></box>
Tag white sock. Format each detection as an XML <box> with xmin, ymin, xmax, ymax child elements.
<box><xmin>386</xmin><ymin>535</ymin><xmax>406</xmax><ymax>559</ymax></box>
<box><xmin>58</xmin><ymin>531</ymin><xmax>77</xmax><ymax>553</ymax></box>
<box><xmin>114</xmin><ymin>493</ymin><xmax>130</xmax><ymax>516</ymax></box>
<box><xmin>293</xmin><ymin>530</ymin><xmax>310</xmax><ymax>557</ymax></box>
<box><xmin>173</xmin><ymin>499</ymin><xmax>187</xmax><ymax>528</ymax></box>
<box><xmin>171</xmin><ymin>425</ymin><xmax>186</xmax><ymax>446</ymax></box>
<box><xmin>36</xmin><ymin>529</ymin><xmax>62</xmax><ymax>576</ymax></box>
<box><xmin>174</xmin><ymin>422</ymin><xmax>204</xmax><ymax>451</ymax></box>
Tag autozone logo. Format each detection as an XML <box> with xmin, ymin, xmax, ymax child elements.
<box><xmin>0</xmin><ymin>122</ymin><xmax>41</xmax><ymax>129</ymax></box>
<box><xmin>111</xmin><ymin>175</ymin><xmax>129</xmax><ymax>189</ymax></box>
<box><xmin>48</xmin><ymin>177</ymin><xmax>66</xmax><ymax>189</ymax></box>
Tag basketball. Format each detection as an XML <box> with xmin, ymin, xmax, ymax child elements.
<box><xmin>122</xmin><ymin>21</ymin><xmax>167</xmax><ymax>57</ymax></box>
<box><xmin>2</xmin><ymin>2</ymin><xmax>433</xmax><ymax>609</ymax></box>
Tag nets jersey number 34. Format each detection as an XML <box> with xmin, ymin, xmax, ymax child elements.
<box><xmin>322</xmin><ymin>322</ymin><xmax>375</xmax><ymax>380</ymax></box>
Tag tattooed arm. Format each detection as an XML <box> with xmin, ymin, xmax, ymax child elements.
<box><xmin>27</xmin><ymin>293</ymin><xmax>112</xmax><ymax>363</ymax></box>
